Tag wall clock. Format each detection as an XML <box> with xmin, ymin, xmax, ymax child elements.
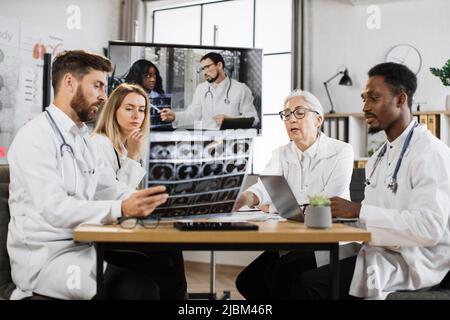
<box><xmin>386</xmin><ymin>44</ymin><xmax>422</xmax><ymax>75</ymax></box>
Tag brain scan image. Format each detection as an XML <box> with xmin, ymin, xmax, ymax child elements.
<box><xmin>176</xmin><ymin>164</ymin><xmax>200</xmax><ymax>180</ymax></box>
<box><xmin>176</xmin><ymin>142</ymin><xmax>202</xmax><ymax>159</ymax></box>
<box><xmin>201</xmin><ymin>162</ymin><xmax>224</xmax><ymax>177</ymax></box>
<box><xmin>149</xmin><ymin>163</ymin><xmax>175</xmax><ymax>181</ymax></box>
<box><xmin>150</xmin><ymin>142</ymin><xmax>175</xmax><ymax>159</ymax></box>
<box><xmin>173</xmin><ymin>181</ymin><xmax>197</xmax><ymax>194</ymax></box>
<box><xmin>196</xmin><ymin>178</ymin><xmax>222</xmax><ymax>193</ymax></box>
<box><xmin>225</xmin><ymin>159</ymin><xmax>247</xmax><ymax>174</ymax></box>
<box><xmin>169</xmin><ymin>196</ymin><xmax>192</xmax><ymax>207</ymax></box>
<box><xmin>227</xmin><ymin>139</ymin><xmax>250</xmax><ymax>156</ymax></box>
<box><xmin>169</xmin><ymin>207</ymin><xmax>189</xmax><ymax>217</ymax></box>
<box><xmin>193</xmin><ymin>192</ymin><xmax>216</xmax><ymax>204</ymax></box>
<box><xmin>203</xmin><ymin>140</ymin><xmax>225</xmax><ymax>158</ymax></box>
<box><xmin>188</xmin><ymin>205</ymin><xmax>211</xmax><ymax>216</ymax></box>
<box><xmin>215</xmin><ymin>189</ymin><xmax>240</xmax><ymax>202</ymax></box>
<box><xmin>222</xmin><ymin>175</ymin><xmax>244</xmax><ymax>189</ymax></box>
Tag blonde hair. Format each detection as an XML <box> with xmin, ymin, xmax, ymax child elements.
<box><xmin>93</xmin><ymin>83</ymin><xmax>150</xmax><ymax>156</ymax></box>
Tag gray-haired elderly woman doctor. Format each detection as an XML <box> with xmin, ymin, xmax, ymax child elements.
<box><xmin>234</xmin><ymin>89</ymin><xmax>355</xmax><ymax>300</ymax></box>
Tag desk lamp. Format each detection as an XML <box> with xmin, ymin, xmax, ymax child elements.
<box><xmin>323</xmin><ymin>68</ymin><xmax>352</xmax><ymax>114</ymax></box>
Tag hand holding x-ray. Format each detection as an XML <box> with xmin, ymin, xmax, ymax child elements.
<box><xmin>122</xmin><ymin>186</ymin><xmax>169</xmax><ymax>218</ymax></box>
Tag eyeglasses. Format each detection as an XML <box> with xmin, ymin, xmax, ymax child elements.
<box><xmin>199</xmin><ymin>63</ymin><xmax>215</xmax><ymax>73</ymax></box>
<box><xmin>118</xmin><ymin>216</ymin><xmax>160</xmax><ymax>229</ymax></box>
<box><xmin>278</xmin><ymin>107</ymin><xmax>319</xmax><ymax>121</ymax></box>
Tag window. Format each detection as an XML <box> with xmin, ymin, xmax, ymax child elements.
<box><xmin>149</xmin><ymin>0</ymin><xmax>294</xmax><ymax>174</ymax></box>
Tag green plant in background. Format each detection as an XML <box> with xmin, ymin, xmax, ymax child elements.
<box><xmin>430</xmin><ymin>59</ymin><xmax>450</xmax><ymax>86</ymax></box>
<box><xmin>309</xmin><ymin>194</ymin><xmax>331</xmax><ymax>207</ymax></box>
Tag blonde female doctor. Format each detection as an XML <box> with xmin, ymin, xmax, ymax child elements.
<box><xmin>234</xmin><ymin>89</ymin><xmax>355</xmax><ymax>300</ymax></box>
<box><xmin>92</xmin><ymin>83</ymin><xmax>149</xmax><ymax>188</ymax></box>
<box><xmin>92</xmin><ymin>83</ymin><xmax>187</xmax><ymax>299</ymax></box>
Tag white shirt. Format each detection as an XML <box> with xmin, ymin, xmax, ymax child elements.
<box><xmin>7</xmin><ymin>104</ymin><xmax>134</xmax><ymax>300</ymax></box>
<box><xmin>173</xmin><ymin>77</ymin><xmax>259</xmax><ymax>129</ymax></box>
<box><xmin>350</xmin><ymin>121</ymin><xmax>450</xmax><ymax>299</ymax></box>
<box><xmin>92</xmin><ymin>134</ymin><xmax>145</xmax><ymax>189</ymax></box>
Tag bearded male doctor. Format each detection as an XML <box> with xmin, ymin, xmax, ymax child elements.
<box><xmin>159</xmin><ymin>52</ymin><xmax>259</xmax><ymax>129</ymax></box>
<box><xmin>292</xmin><ymin>62</ymin><xmax>450</xmax><ymax>300</ymax></box>
<box><xmin>7</xmin><ymin>50</ymin><xmax>187</xmax><ymax>300</ymax></box>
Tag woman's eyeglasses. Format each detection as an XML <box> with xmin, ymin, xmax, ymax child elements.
<box><xmin>118</xmin><ymin>216</ymin><xmax>161</xmax><ymax>229</ymax></box>
<box><xmin>278</xmin><ymin>107</ymin><xmax>319</xmax><ymax>121</ymax></box>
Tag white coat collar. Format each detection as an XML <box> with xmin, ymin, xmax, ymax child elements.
<box><xmin>47</xmin><ymin>104</ymin><xmax>89</xmax><ymax>138</ymax></box>
<box><xmin>286</xmin><ymin>132</ymin><xmax>338</xmax><ymax>165</ymax></box>
<box><xmin>386</xmin><ymin>120</ymin><xmax>416</xmax><ymax>151</ymax></box>
<box><xmin>210</xmin><ymin>75</ymin><xmax>230</xmax><ymax>90</ymax></box>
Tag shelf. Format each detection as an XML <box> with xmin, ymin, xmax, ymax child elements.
<box><xmin>321</xmin><ymin>111</ymin><xmax>450</xmax><ymax>160</ymax></box>
<box><xmin>324</xmin><ymin>112</ymin><xmax>364</xmax><ymax>118</ymax></box>
<box><xmin>412</xmin><ymin>110</ymin><xmax>446</xmax><ymax>115</ymax></box>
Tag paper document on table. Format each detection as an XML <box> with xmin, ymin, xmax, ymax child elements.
<box><xmin>210</xmin><ymin>211</ymin><xmax>286</xmax><ymax>222</ymax></box>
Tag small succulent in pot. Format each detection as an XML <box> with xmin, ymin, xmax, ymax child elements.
<box><xmin>308</xmin><ymin>194</ymin><xmax>331</xmax><ymax>207</ymax></box>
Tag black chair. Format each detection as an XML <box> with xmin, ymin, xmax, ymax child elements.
<box><xmin>350</xmin><ymin>168</ymin><xmax>365</xmax><ymax>203</ymax></box>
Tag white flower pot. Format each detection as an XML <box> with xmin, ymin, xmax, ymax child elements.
<box><xmin>304</xmin><ymin>206</ymin><xmax>332</xmax><ymax>229</ymax></box>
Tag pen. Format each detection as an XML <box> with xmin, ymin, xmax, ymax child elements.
<box><xmin>150</xmin><ymin>103</ymin><xmax>161</xmax><ymax>112</ymax></box>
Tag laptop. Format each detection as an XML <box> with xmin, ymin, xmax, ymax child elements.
<box><xmin>259</xmin><ymin>175</ymin><xmax>305</xmax><ymax>222</ymax></box>
<box><xmin>259</xmin><ymin>175</ymin><xmax>358</xmax><ymax>223</ymax></box>
<box><xmin>220</xmin><ymin>117</ymin><xmax>254</xmax><ymax>130</ymax></box>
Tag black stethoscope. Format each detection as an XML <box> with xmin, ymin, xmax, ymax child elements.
<box><xmin>204</xmin><ymin>76</ymin><xmax>232</xmax><ymax>104</ymax></box>
<box><xmin>365</xmin><ymin>121</ymin><xmax>418</xmax><ymax>193</ymax></box>
<box><xmin>45</xmin><ymin>109</ymin><xmax>94</xmax><ymax>196</ymax></box>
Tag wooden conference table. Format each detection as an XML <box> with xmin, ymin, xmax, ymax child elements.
<box><xmin>73</xmin><ymin>220</ymin><xmax>371</xmax><ymax>300</ymax></box>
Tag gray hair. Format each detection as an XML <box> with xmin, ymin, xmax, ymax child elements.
<box><xmin>284</xmin><ymin>89</ymin><xmax>324</xmax><ymax>116</ymax></box>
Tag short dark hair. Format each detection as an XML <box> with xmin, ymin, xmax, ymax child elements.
<box><xmin>124</xmin><ymin>59</ymin><xmax>164</xmax><ymax>94</ymax></box>
<box><xmin>368</xmin><ymin>62</ymin><xmax>417</xmax><ymax>108</ymax></box>
<box><xmin>200</xmin><ymin>52</ymin><xmax>225</xmax><ymax>68</ymax></box>
<box><xmin>52</xmin><ymin>50</ymin><xmax>112</xmax><ymax>94</ymax></box>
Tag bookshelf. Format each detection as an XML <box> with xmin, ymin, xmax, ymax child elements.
<box><xmin>323</xmin><ymin>110</ymin><xmax>450</xmax><ymax>167</ymax></box>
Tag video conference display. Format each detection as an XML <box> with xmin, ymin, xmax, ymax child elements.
<box><xmin>108</xmin><ymin>41</ymin><xmax>262</xmax><ymax>133</ymax></box>
<box><xmin>146</xmin><ymin>130</ymin><xmax>256</xmax><ymax>218</ymax></box>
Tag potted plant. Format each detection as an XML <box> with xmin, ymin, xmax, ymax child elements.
<box><xmin>304</xmin><ymin>195</ymin><xmax>332</xmax><ymax>229</ymax></box>
<box><xmin>430</xmin><ymin>59</ymin><xmax>450</xmax><ymax>110</ymax></box>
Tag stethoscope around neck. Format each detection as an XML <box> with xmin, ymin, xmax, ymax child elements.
<box><xmin>204</xmin><ymin>76</ymin><xmax>232</xmax><ymax>104</ymax></box>
<box><xmin>365</xmin><ymin>121</ymin><xmax>418</xmax><ymax>193</ymax></box>
<box><xmin>45</xmin><ymin>109</ymin><xmax>93</xmax><ymax>196</ymax></box>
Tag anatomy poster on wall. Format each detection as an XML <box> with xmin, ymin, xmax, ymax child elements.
<box><xmin>0</xmin><ymin>15</ymin><xmax>64</xmax><ymax>164</ymax></box>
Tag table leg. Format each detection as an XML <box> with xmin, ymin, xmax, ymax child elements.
<box><xmin>330</xmin><ymin>243</ymin><xmax>340</xmax><ymax>300</ymax></box>
<box><xmin>95</xmin><ymin>243</ymin><xmax>104</xmax><ymax>299</ymax></box>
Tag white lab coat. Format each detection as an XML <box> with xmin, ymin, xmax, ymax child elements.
<box><xmin>92</xmin><ymin>134</ymin><xmax>145</xmax><ymax>189</ymax></box>
<box><xmin>173</xmin><ymin>77</ymin><xmax>260</xmax><ymax>129</ymax></box>
<box><xmin>7</xmin><ymin>105</ymin><xmax>134</xmax><ymax>300</ymax></box>
<box><xmin>248</xmin><ymin>133</ymin><xmax>354</xmax><ymax>206</ymax></box>
<box><xmin>247</xmin><ymin>133</ymin><xmax>357</xmax><ymax>266</ymax></box>
<box><xmin>349</xmin><ymin>121</ymin><xmax>450</xmax><ymax>299</ymax></box>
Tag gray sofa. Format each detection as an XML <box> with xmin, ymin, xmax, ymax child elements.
<box><xmin>0</xmin><ymin>164</ymin><xmax>15</xmax><ymax>299</ymax></box>
<box><xmin>0</xmin><ymin>165</ymin><xmax>55</xmax><ymax>300</ymax></box>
